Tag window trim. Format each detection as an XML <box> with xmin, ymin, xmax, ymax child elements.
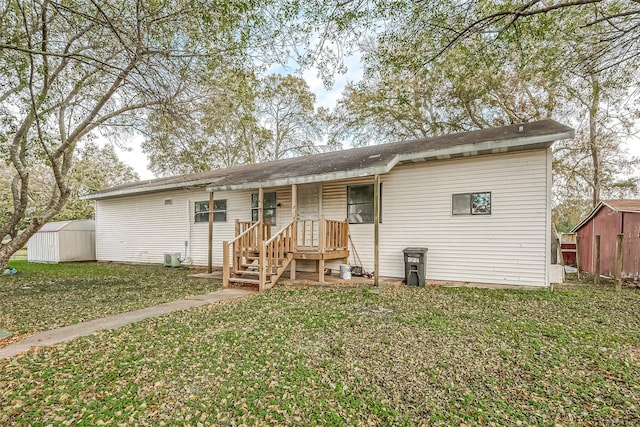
<box><xmin>347</xmin><ymin>184</ymin><xmax>381</xmax><ymax>224</ymax></box>
<box><xmin>451</xmin><ymin>192</ymin><xmax>492</xmax><ymax>216</ymax></box>
<box><xmin>194</xmin><ymin>199</ymin><xmax>227</xmax><ymax>223</ymax></box>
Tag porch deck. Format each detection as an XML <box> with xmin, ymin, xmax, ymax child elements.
<box><xmin>223</xmin><ymin>218</ymin><xmax>349</xmax><ymax>290</ymax></box>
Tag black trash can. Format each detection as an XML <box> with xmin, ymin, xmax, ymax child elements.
<box><xmin>403</xmin><ymin>247</ymin><xmax>428</xmax><ymax>287</ymax></box>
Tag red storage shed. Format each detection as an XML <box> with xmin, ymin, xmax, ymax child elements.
<box><xmin>572</xmin><ymin>200</ymin><xmax>640</xmax><ymax>280</ymax></box>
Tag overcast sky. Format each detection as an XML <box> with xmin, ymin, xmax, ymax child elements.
<box><xmin>115</xmin><ymin>56</ymin><xmax>365</xmax><ymax>180</ymax></box>
<box><xmin>114</xmin><ymin>59</ymin><xmax>640</xmax><ymax>181</ymax></box>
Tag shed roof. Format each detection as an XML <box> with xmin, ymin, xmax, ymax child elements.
<box><xmin>84</xmin><ymin>119</ymin><xmax>574</xmax><ymax>200</ymax></box>
<box><xmin>37</xmin><ymin>220</ymin><xmax>95</xmax><ymax>232</ymax></box>
<box><xmin>571</xmin><ymin>199</ymin><xmax>640</xmax><ymax>232</ymax></box>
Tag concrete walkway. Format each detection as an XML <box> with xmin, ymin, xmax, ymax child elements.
<box><xmin>0</xmin><ymin>288</ymin><xmax>254</xmax><ymax>359</ymax></box>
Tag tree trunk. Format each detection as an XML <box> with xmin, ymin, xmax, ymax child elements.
<box><xmin>0</xmin><ymin>251</ymin><xmax>10</xmax><ymax>272</ymax></box>
<box><xmin>588</xmin><ymin>74</ymin><xmax>601</xmax><ymax>207</ymax></box>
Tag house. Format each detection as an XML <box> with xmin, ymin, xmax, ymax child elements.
<box><xmin>571</xmin><ymin>200</ymin><xmax>640</xmax><ymax>279</ymax></box>
<box><xmin>27</xmin><ymin>220</ymin><xmax>96</xmax><ymax>263</ymax></box>
<box><xmin>84</xmin><ymin>120</ymin><xmax>574</xmax><ymax>290</ymax></box>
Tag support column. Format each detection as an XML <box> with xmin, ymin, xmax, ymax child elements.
<box><xmin>374</xmin><ymin>174</ymin><xmax>380</xmax><ymax>286</ymax></box>
<box><xmin>207</xmin><ymin>190</ymin><xmax>214</xmax><ymax>274</ymax></box>
<box><xmin>290</xmin><ymin>184</ymin><xmax>298</xmax><ymax>279</ymax></box>
<box><xmin>291</xmin><ymin>184</ymin><xmax>298</xmax><ymax>220</ymax></box>
<box><xmin>258</xmin><ymin>187</ymin><xmax>264</xmax><ymax>244</ymax></box>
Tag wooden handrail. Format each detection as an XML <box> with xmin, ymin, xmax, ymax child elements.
<box><xmin>264</xmin><ymin>219</ymin><xmax>295</xmax><ymax>245</ymax></box>
<box><xmin>296</xmin><ymin>218</ymin><xmax>349</xmax><ymax>252</ymax></box>
<box><xmin>260</xmin><ymin>219</ymin><xmax>295</xmax><ymax>291</ymax></box>
<box><xmin>224</xmin><ymin>218</ymin><xmax>348</xmax><ymax>289</ymax></box>
<box><xmin>323</xmin><ymin>219</ymin><xmax>349</xmax><ymax>251</ymax></box>
<box><xmin>234</xmin><ymin>221</ymin><xmax>260</xmax><ymax>242</ymax></box>
<box><xmin>223</xmin><ymin>221</ymin><xmax>261</xmax><ymax>287</ymax></box>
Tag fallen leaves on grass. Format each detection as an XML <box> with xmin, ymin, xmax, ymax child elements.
<box><xmin>0</xmin><ymin>262</ymin><xmax>218</xmax><ymax>334</ymax></box>
<box><xmin>0</xmin><ymin>283</ymin><xmax>639</xmax><ymax>425</ymax></box>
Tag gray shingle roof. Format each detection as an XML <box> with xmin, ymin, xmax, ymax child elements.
<box><xmin>84</xmin><ymin>119</ymin><xmax>573</xmax><ymax>200</ymax></box>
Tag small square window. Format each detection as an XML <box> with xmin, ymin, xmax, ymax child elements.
<box><xmin>195</xmin><ymin>199</ymin><xmax>227</xmax><ymax>223</ymax></box>
<box><xmin>452</xmin><ymin>192</ymin><xmax>491</xmax><ymax>215</ymax></box>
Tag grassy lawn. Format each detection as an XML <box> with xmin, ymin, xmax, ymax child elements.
<box><xmin>0</xmin><ymin>260</ymin><xmax>218</xmax><ymax>334</ymax></box>
<box><xmin>1</xmin><ymin>274</ymin><xmax>639</xmax><ymax>425</ymax></box>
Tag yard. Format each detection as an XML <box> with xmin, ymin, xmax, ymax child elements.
<box><xmin>0</xmin><ymin>260</ymin><xmax>218</xmax><ymax>335</ymax></box>
<box><xmin>1</xmin><ymin>263</ymin><xmax>639</xmax><ymax>425</ymax></box>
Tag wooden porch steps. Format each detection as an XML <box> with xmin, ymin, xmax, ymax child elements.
<box><xmin>227</xmin><ymin>277</ymin><xmax>262</xmax><ymax>286</ymax></box>
<box><xmin>223</xmin><ymin>218</ymin><xmax>349</xmax><ymax>291</ymax></box>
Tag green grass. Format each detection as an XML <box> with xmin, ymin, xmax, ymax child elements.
<box><xmin>0</xmin><ymin>261</ymin><xmax>218</xmax><ymax>334</ymax></box>
<box><xmin>9</xmin><ymin>247</ymin><xmax>27</xmax><ymax>261</ymax></box>
<box><xmin>1</xmin><ymin>273</ymin><xmax>639</xmax><ymax>425</ymax></box>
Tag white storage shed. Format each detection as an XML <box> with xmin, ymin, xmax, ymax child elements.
<box><xmin>27</xmin><ymin>220</ymin><xmax>96</xmax><ymax>263</ymax></box>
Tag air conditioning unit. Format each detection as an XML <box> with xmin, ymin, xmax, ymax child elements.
<box><xmin>164</xmin><ymin>252</ymin><xmax>181</xmax><ymax>267</ymax></box>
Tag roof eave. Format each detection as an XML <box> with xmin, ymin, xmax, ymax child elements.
<box><xmin>602</xmin><ymin>200</ymin><xmax>640</xmax><ymax>214</ymax></box>
<box><xmin>208</xmin><ymin>129</ymin><xmax>573</xmax><ymax>192</ymax></box>
<box><xmin>86</xmin><ymin>126</ymin><xmax>575</xmax><ymax>199</ymax></box>
<box><xmin>571</xmin><ymin>202</ymin><xmax>604</xmax><ymax>233</ymax></box>
<box><xmin>80</xmin><ymin>177</ymin><xmax>216</xmax><ymax>200</ymax></box>
<box><xmin>206</xmin><ymin>165</ymin><xmax>392</xmax><ymax>192</ymax></box>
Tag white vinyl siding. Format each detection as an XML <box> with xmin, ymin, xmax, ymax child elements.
<box><xmin>318</xmin><ymin>150</ymin><xmax>549</xmax><ymax>286</ymax></box>
<box><xmin>94</xmin><ymin>149</ymin><xmax>550</xmax><ymax>287</ymax></box>
<box><xmin>95</xmin><ymin>188</ymin><xmax>292</xmax><ymax>267</ymax></box>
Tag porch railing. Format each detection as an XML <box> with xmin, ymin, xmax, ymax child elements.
<box><xmin>235</xmin><ymin>220</ymin><xmax>271</xmax><ymax>242</ymax></box>
<box><xmin>298</xmin><ymin>218</ymin><xmax>349</xmax><ymax>252</ymax></box>
<box><xmin>322</xmin><ymin>219</ymin><xmax>349</xmax><ymax>251</ymax></box>
<box><xmin>224</xmin><ymin>218</ymin><xmax>349</xmax><ymax>288</ymax></box>
<box><xmin>260</xmin><ymin>219</ymin><xmax>295</xmax><ymax>291</ymax></box>
<box><xmin>223</xmin><ymin>221</ymin><xmax>260</xmax><ymax>286</ymax></box>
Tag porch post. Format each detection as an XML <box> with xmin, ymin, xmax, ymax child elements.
<box><xmin>258</xmin><ymin>187</ymin><xmax>264</xmax><ymax>244</ymax></box>
<box><xmin>291</xmin><ymin>184</ymin><xmax>298</xmax><ymax>219</ymax></box>
<box><xmin>290</xmin><ymin>184</ymin><xmax>298</xmax><ymax>279</ymax></box>
<box><xmin>374</xmin><ymin>174</ymin><xmax>380</xmax><ymax>286</ymax></box>
<box><xmin>207</xmin><ymin>190</ymin><xmax>214</xmax><ymax>274</ymax></box>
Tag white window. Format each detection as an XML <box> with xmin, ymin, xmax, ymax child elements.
<box><xmin>452</xmin><ymin>192</ymin><xmax>491</xmax><ymax>215</ymax></box>
<box><xmin>348</xmin><ymin>184</ymin><xmax>380</xmax><ymax>224</ymax></box>
<box><xmin>251</xmin><ymin>192</ymin><xmax>276</xmax><ymax>225</ymax></box>
<box><xmin>195</xmin><ymin>199</ymin><xmax>227</xmax><ymax>223</ymax></box>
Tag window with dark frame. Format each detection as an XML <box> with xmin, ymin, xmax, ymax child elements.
<box><xmin>251</xmin><ymin>192</ymin><xmax>276</xmax><ymax>225</ymax></box>
<box><xmin>452</xmin><ymin>192</ymin><xmax>491</xmax><ymax>215</ymax></box>
<box><xmin>347</xmin><ymin>184</ymin><xmax>380</xmax><ymax>224</ymax></box>
<box><xmin>194</xmin><ymin>199</ymin><xmax>227</xmax><ymax>223</ymax></box>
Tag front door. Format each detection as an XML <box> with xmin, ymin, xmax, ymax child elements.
<box><xmin>297</xmin><ymin>185</ymin><xmax>320</xmax><ymax>247</ymax></box>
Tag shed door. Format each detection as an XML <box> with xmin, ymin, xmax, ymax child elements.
<box><xmin>623</xmin><ymin>214</ymin><xmax>640</xmax><ymax>278</ymax></box>
<box><xmin>297</xmin><ymin>185</ymin><xmax>320</xmax><ymax>247</ymax></box>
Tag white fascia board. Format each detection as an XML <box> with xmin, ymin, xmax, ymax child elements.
<box><xmin>207</xmin><ymin>165</ymin><xmax>391</xmax><ymax>192</ymax></box>
<box><xmin>80</xmin><ymin>177</ymin><xmax>216</xmax><ymax>200</ymax></box>
<box><xmin>571</xmin><ymin>202</ymin><xmax>604</xmax><ymax>233</ymax></box>
<box><xmin>394</xmin><ymin>129</ymin><xmax>575</xmax><ymax>166</ymax></box>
